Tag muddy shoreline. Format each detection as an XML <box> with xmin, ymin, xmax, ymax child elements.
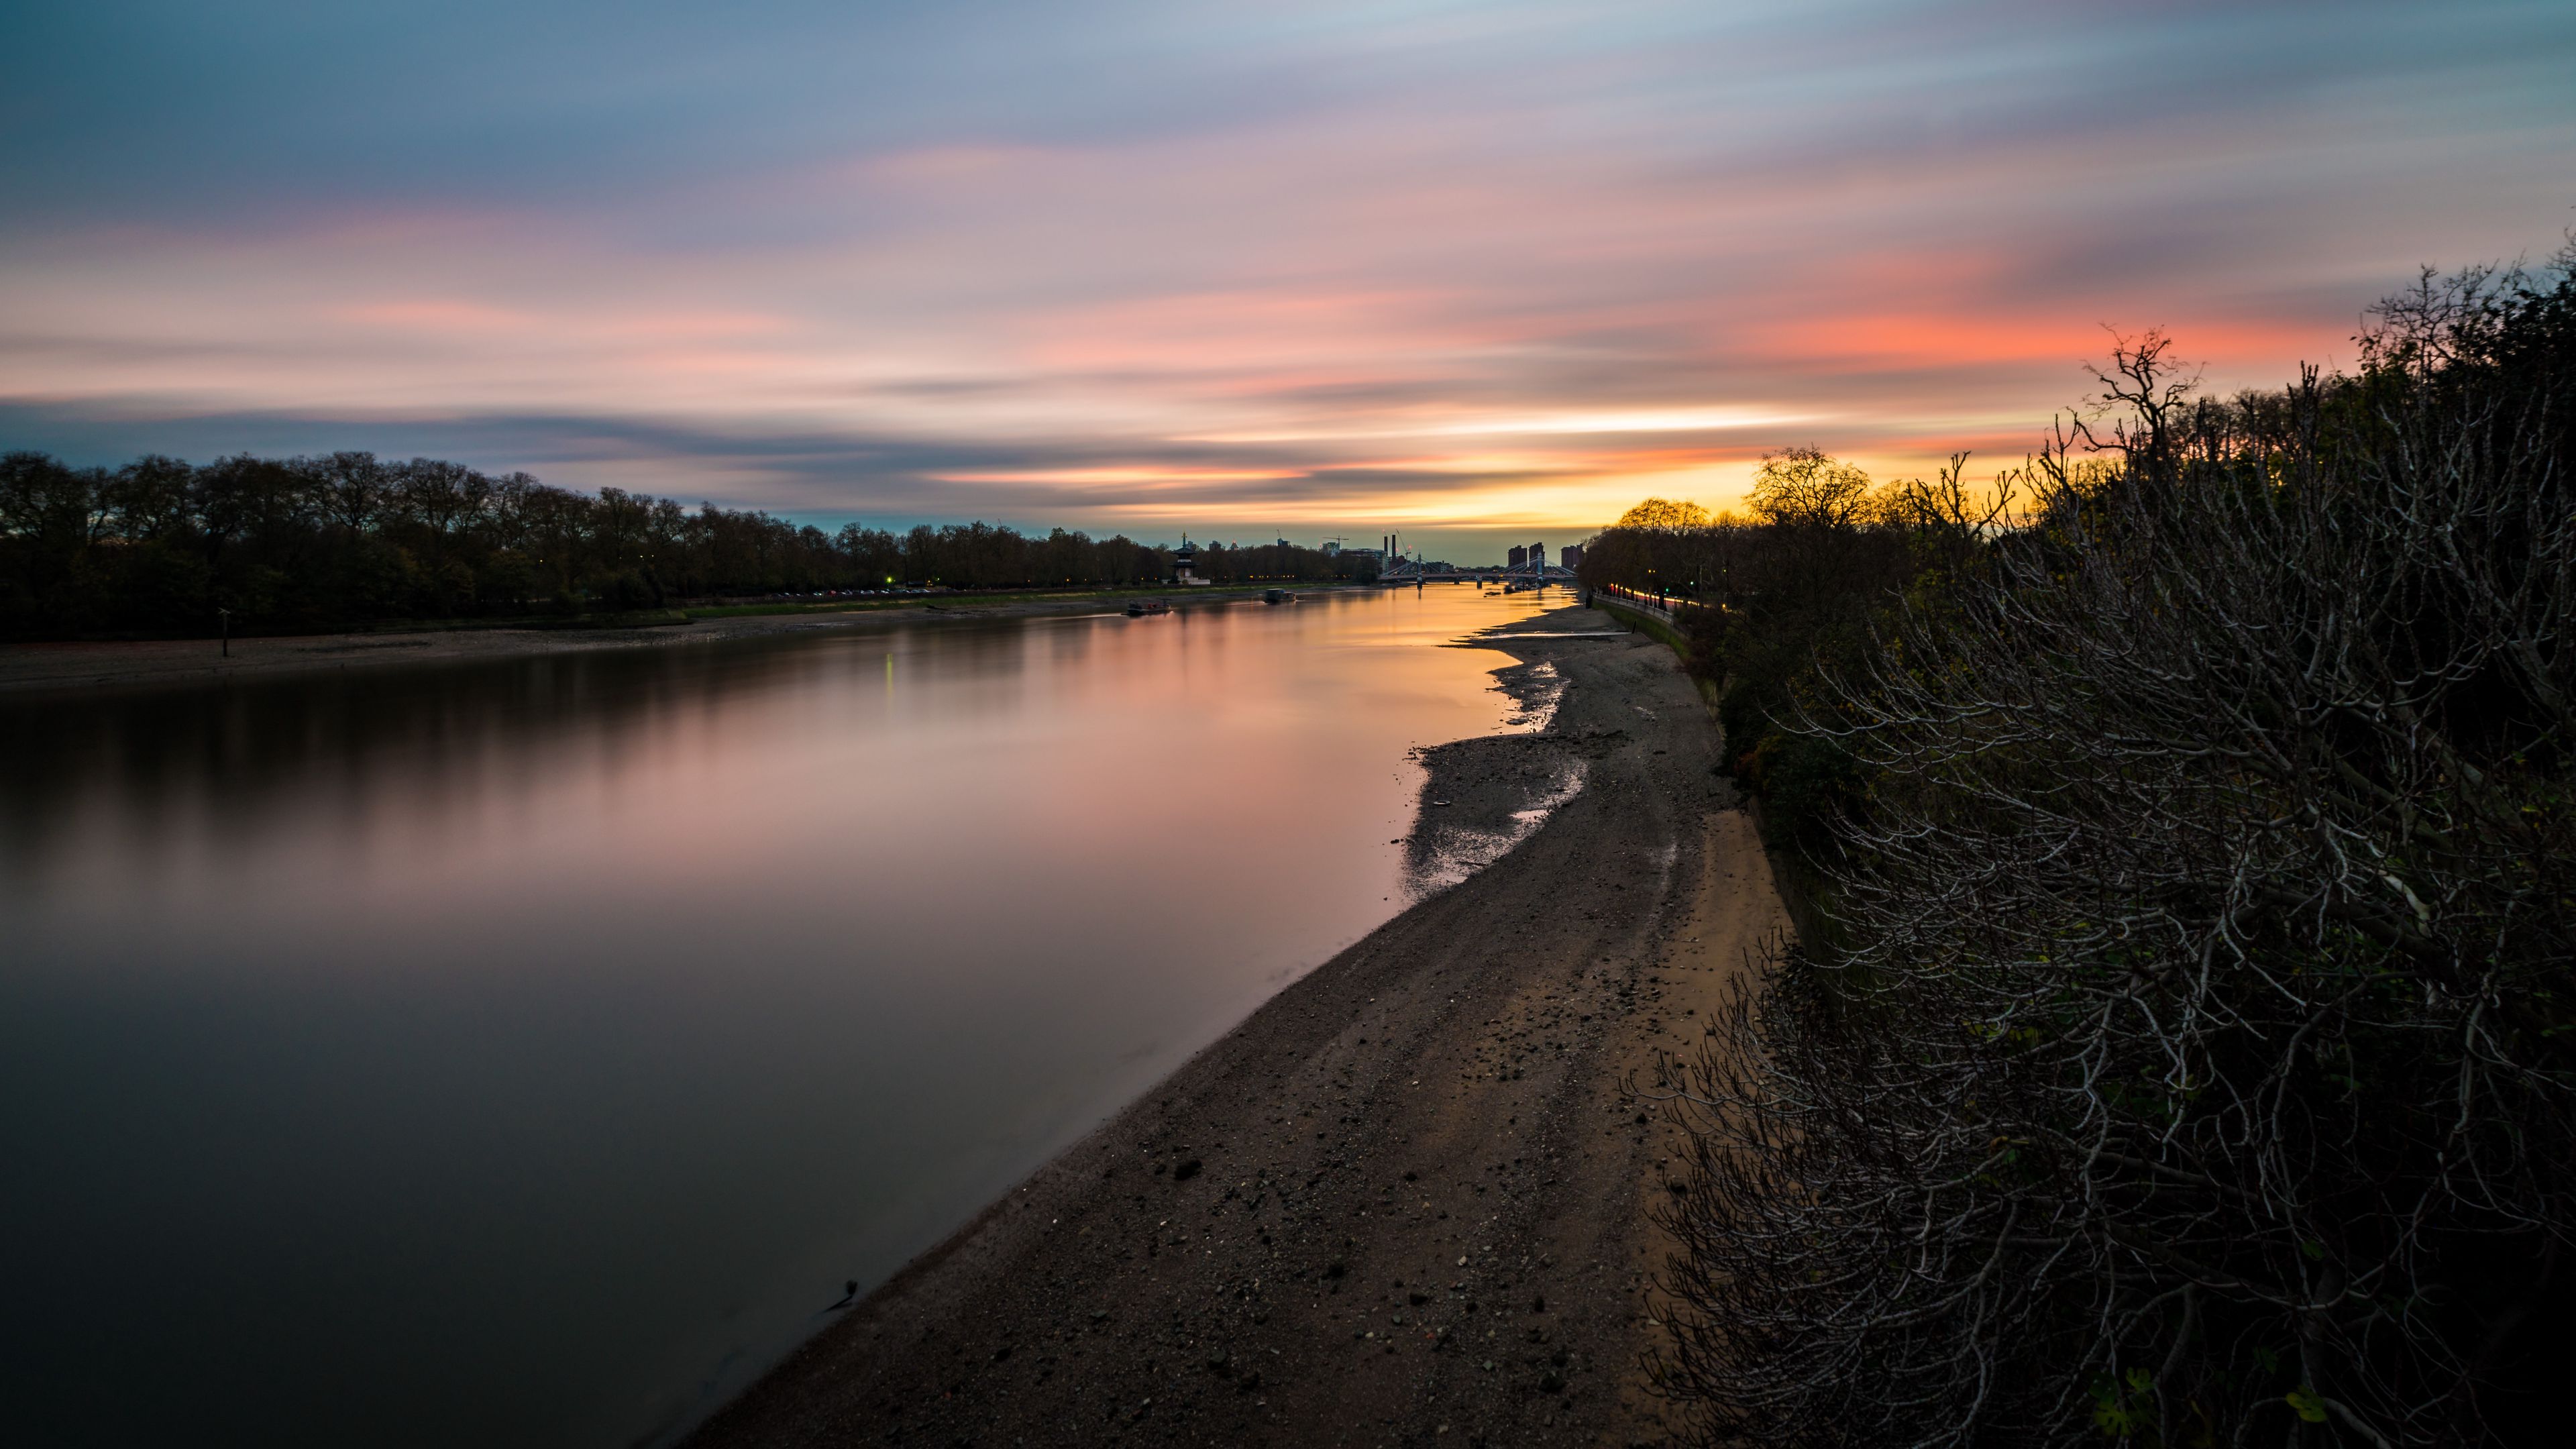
<box><xmin>0</xmin><ymin>586</ymin><xmax>1364</xmax><ymax>695</ymax></box>
<box><xmin>680</xmin><ymin>604</ymin><xmax>1792</xmax><ymax>1448</ymax></box>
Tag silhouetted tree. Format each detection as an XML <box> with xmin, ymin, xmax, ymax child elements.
<box><xmin>0</xmin><ymin>454</ymin><xmax>1377</xmax><ymax>639</ymax></box>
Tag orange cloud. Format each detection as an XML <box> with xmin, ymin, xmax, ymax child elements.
<box><xmin>936</xmin><ymin>467</ymin><xmax>1295</xmax><ymax>486</ymax></box>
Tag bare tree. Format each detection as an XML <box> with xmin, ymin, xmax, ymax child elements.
<box><xmin>1750</xmin><ymin>446</ymin><xmax>1876</xmax><ymax>531</ymax></box>
<box><xmin>1619</xmin><ymin>496</ymin><xmax>1717</xmax><ymax>531</ymax></box>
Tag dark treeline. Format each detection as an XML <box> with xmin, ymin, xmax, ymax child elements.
<box><xmin>1585</xmin><ymin>248</ymin><xmax>2574</xmax><ymax>1446</ymax></box>
<box><xmin>1578</xmin><ymin>447</ymin><xmax>2002</xmax><ymax>875</ymax></box>
<box><xmin>0</xmin><ymin>452</ymin><xmax>1374</xmax><ymax>639</ymax></box>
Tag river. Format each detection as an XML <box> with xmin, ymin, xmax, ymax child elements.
<box><xmin>0</xmin><ymin>586</ymin><xmax>1564</xmax><ymax>1448</ymax></box>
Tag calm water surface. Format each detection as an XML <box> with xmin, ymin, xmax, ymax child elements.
<box><xmin>0</xmin><ymin>586</ymin><xmax>1560</xmax><ymax>1448</ymax></box>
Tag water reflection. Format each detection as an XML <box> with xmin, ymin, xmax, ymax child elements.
<box><xmin>0</xmin><ymin>587</ymin><xmax>1558</xmax><ymax>1449</ymax></box>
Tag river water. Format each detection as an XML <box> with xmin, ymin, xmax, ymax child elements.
<box><xmin>0</xmin><ymin>586</ymin><xmax>1562</xmax><ymax>1448</ymax></box>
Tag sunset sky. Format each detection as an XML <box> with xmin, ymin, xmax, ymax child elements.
<box><xmin>5</xmin><ymin>1</ymin><xmax>2573</xmax><ymax>557</ymax></box>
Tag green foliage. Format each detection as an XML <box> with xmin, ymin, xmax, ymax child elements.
<box><xmin>2284</xmin><ymin>1387</ymin><xmax>2329</xmax><ymax>1425</ymax></box>
<box><xmin>1738</xmin><ymin>731</ymin><xmax>1858</xmax><ymax>855</ymax></box>
<box><xmin>2090</xmin><ymin>1368</ymin><xmax>2157</xmax><ymax>1440</ymax></box>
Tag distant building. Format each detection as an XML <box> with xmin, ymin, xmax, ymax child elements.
<box><xmin>1531</xmin><ymin>541</ymin><xmax>1546</xmax><ymax>568</ymax></box>
<box><xmin>1508</xmin><ymin>545</ymin><xmax>1528</xmax><ymax>568</ymax></box>
<box><xmin>1175</xmin><ymin>535</ymin><xmax>1199</xmax><ymax>583</ymax></box>
<box><xmin>1560</xmin><ymin>543</ymin><xmax>1584</xmax><ymax>573</ymax></box>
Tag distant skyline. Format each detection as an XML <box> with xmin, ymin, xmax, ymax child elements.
<box><xmin>5</xmin><ymin>1</ymin><xmax>2573</xmax><ymax>547</ymax></box>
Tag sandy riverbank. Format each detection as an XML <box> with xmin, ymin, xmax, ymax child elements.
<box><xmin>0</xmin><ymin>586</ymin><xmax>1360</xmax><ymax>694</ymax></box>
<box><xmin>682</xmin><ymin>603</ymin><xmax>1792</xmax><ymax>1448</ymax></box>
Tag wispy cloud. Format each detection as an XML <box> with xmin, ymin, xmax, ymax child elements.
<box><xmin>3</xmin><ymin>0</ymin><xmax>2570</xmax><ymax>543</ymax></box>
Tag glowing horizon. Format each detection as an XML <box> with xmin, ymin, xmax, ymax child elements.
<box><xmin>4</xmin><ymin>1</ymin><xmax>2572</xmax><ymax>544</ymax></box>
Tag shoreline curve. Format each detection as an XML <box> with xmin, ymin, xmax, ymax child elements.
<box><xmin>676</xmin><ymin>602</ymin><xmax>1793</xmax><ymax>1448</ymax></box>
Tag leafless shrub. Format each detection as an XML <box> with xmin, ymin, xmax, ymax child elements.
<box><xmin>1651</xmin><ymin>252</ymin><xmax>2576</xmax><ymax>1447</ymax></box>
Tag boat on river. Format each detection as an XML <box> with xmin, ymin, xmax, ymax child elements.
<box><xmin>1125</xmin><ymin>598</ymin><xmax>1170</xmax><ymax>616</ymax></box>
<box><xmin>1263</xmin><ymin>588</ymin><xmax>1296</xmax><ymax>604</ymax></box>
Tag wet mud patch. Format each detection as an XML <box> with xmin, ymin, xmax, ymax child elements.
<box><xmin>1404</xmin><ymin>728</ymin><xmax>1625</xmax><ymax>898</ymax></box>
<box><xmin>1486</xmin><ymin>657</ymin><xmax>1566</xmax><ymax>731</ymax></box>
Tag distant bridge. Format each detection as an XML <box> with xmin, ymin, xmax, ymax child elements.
<box><xmin>1378</xmin><ymin>559</ymin><xmax>1578</xmax><ymax>586</ymax></box>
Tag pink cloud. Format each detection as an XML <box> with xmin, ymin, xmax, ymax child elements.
<box><xmin>341</xmin><ymin>299</ymin><xmax>538</xmax><ymax>335</ymax></box>
<box><xmin>5</xmin><ymin>3</ymin><xmax>2560</xmax><ymax>540</ymax></box>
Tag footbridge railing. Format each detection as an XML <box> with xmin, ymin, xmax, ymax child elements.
<box><xmin>1589</xmin><ymin>582</ymin><xmax>1705</xmax><ymax>626</ymax></box>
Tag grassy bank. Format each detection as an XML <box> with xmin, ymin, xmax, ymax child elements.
<box><xmin>89</xmin><ymin>582</ymin><xmax>1338</xmax><ymax>641</ymax></box>
<box><xmin>679</xmin><ymin>580</ymin><xmax>1316</xmax><ymax>620</ymax></box>
<box><xmin>1590</xmin><ymin>596</ymin><xmax>1690</xmax><ymax>658</ymax></box>
<box><xmin>0</xmin><ymin>582</ymin><xmax>1374</xmax><ymax>693</ymax></box>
